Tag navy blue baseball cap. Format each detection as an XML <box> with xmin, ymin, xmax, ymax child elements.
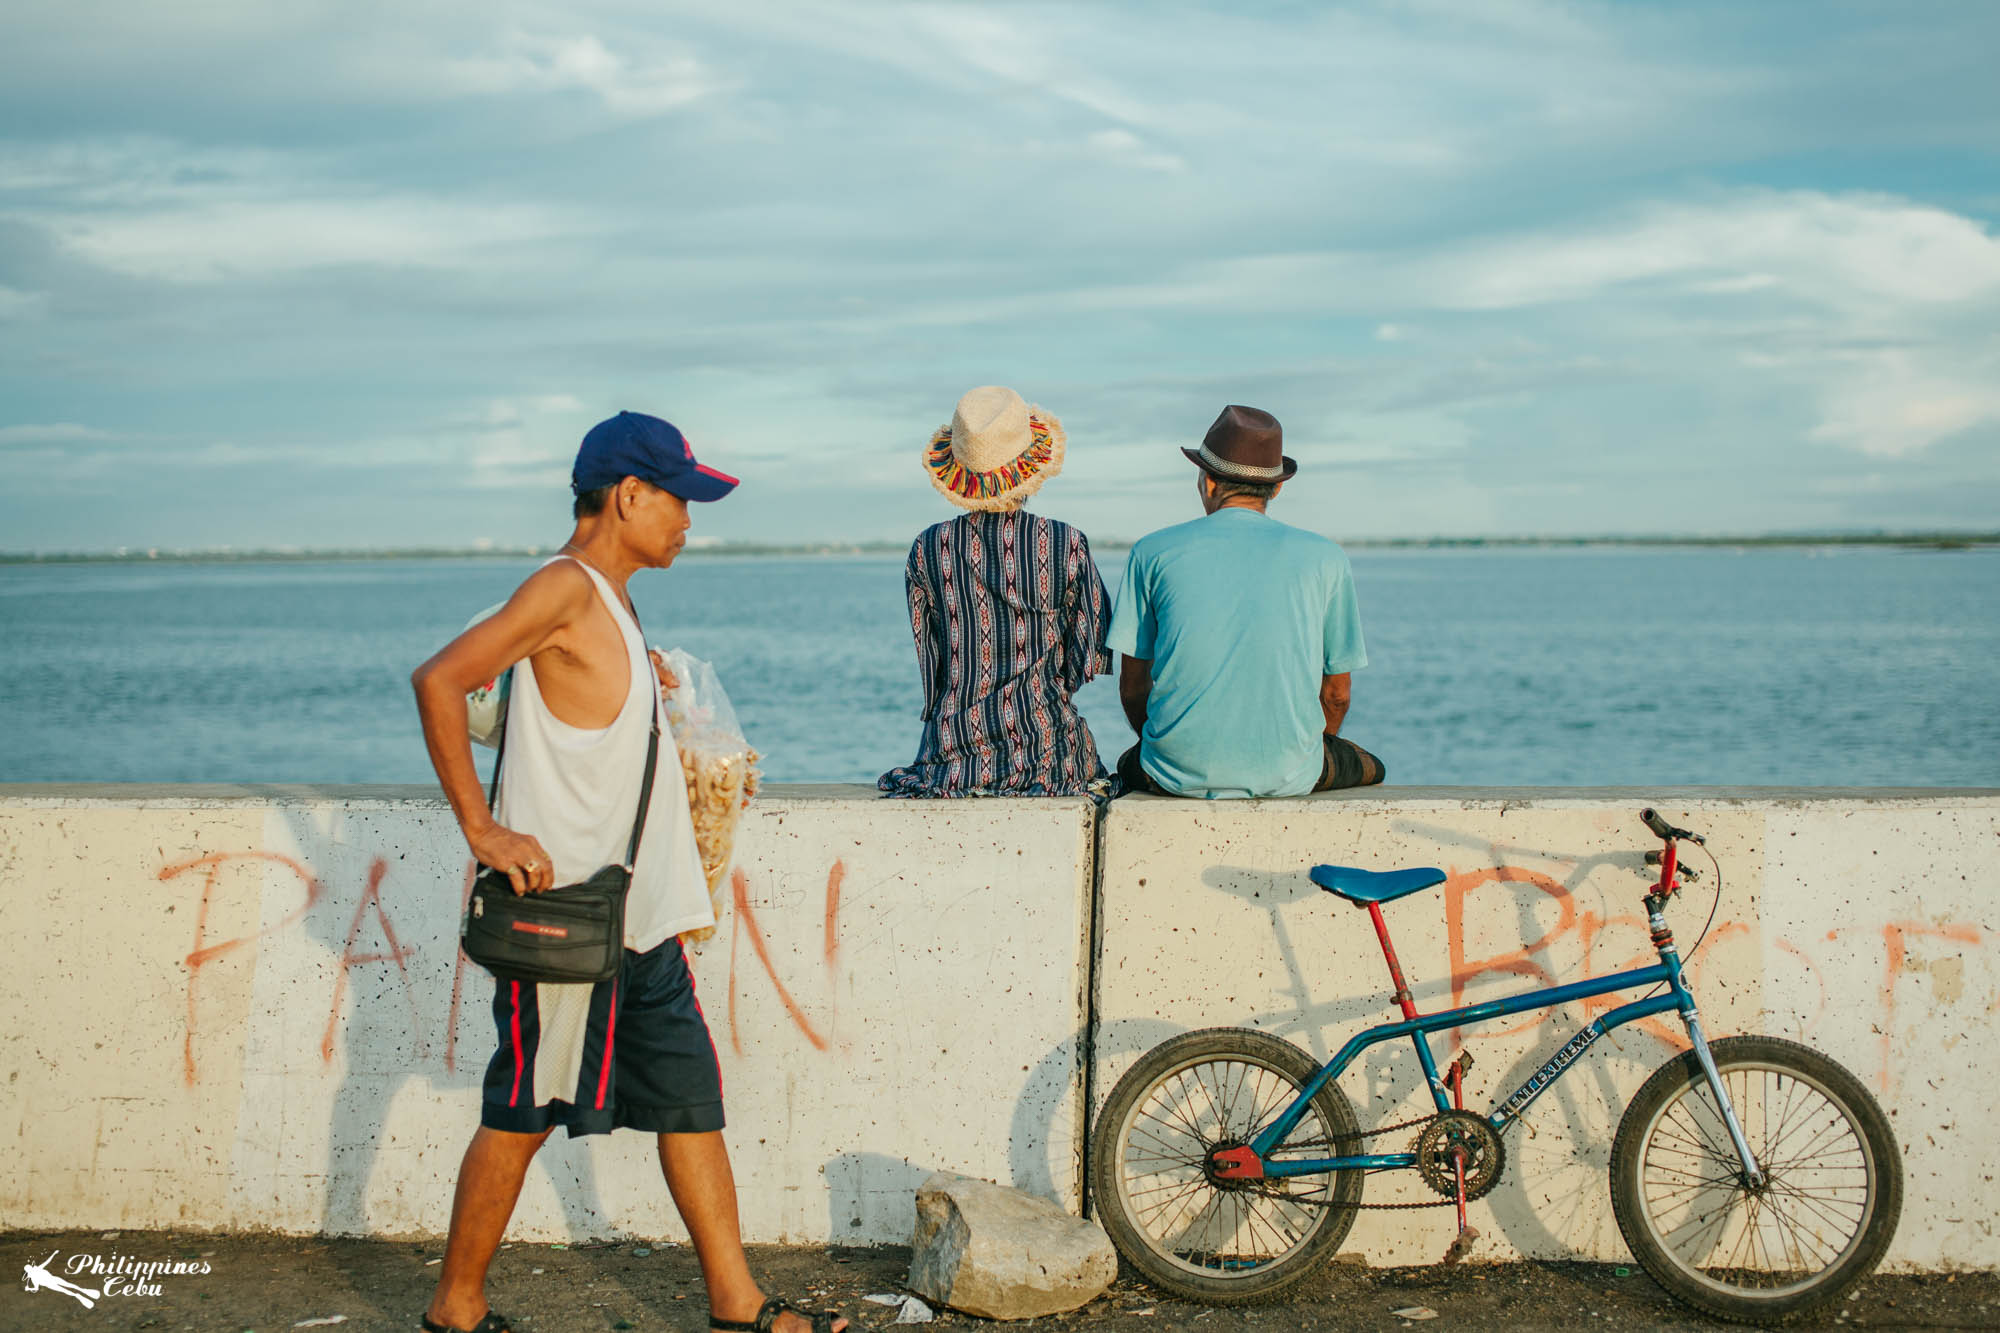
<box><xmin>572</xmin><ymin>411</ymin><xmax>740</xmax><ymax>503</ymax></box>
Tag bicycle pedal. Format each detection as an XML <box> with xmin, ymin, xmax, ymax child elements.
<box><xmin>1440</xmin><ymin>1225</ymin><xmax>1480</xmax><ymax>1266</ymax></box>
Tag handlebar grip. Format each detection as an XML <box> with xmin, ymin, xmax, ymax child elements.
<box><xmin>1640</xmin><ymin>808</ymin><xmax>1707</xmax><ymax>845</ymax></box>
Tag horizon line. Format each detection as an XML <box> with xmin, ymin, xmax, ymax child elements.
<box><xmin>3</xmin><ymin>528</ymin><xmax>1997</xmax><ymax>564</ymax></box>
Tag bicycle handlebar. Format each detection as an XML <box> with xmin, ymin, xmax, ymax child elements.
<box><xmin>1640</xmin><ymin>808</ymin><xmax>1705</xmax><ymax>844</ymax></box>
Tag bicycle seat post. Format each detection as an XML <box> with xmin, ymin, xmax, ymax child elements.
<box><xmin>1365</xmin><ymin>901</ymin><xmax>1421</xmax><ymax>1021</ymax></box>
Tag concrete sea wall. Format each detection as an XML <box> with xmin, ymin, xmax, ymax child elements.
<box><xmin>0</xmin><ymin>786</ymin><xmax>1096</xmax><ymax>1247</ymax></box>
<box><xmin>1096</xmin><ymin>791</ymin><xmax>1998</xmax><ymax>1270</ymax></box>
<box><xmin>2</xmin><ymin>784</ymin><xmax>1994</xmax><ymax>1270</ymax></box>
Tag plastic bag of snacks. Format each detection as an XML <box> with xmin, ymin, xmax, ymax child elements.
<box><xmin>462</xmin><ymin>603</ymin><xmax>512</xmax><ymax>747</ymax></box>
<box><xmin>658</xmin><ymin>648</ymin><xmax>759</xmax><ymax>947</ymax></box>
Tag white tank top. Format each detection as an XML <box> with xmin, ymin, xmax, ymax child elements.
<box><xmin>494</xmin><ymin>556</ymin><xmax>712</xmax><ymax>951</ymax></box>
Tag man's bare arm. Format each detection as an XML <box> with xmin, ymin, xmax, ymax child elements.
<box><xmin>1320</xmin><ymin>672</ymin><xmax>1352</xmax><ymax>737</ymax></box>
<box><xmin>410</xmin><ymin>563</ymin><xmax>594</xmax><ymax>894</ymax></box>
<box><xmin>1120</xmin><ymin>654</ymin><xmax>1152</xmax><ymax>735</ymax></box>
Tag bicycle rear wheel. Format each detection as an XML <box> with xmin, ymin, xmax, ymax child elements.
<box><xmin>1610</xmin><ymin>1034</ymin><xmax>1901</xmax><ymax>1325</ymax></box>
<box><xmin>1088</xmin><ymin>1028</ymin><xmax>1363</xmax><ymax>1303</ymax></box>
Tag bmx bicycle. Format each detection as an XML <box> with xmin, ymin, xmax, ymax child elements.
<box><xmin>1089</xmin><ymin>809</ymin><xmax>1901</xmax><ymax>1324</ymax></box>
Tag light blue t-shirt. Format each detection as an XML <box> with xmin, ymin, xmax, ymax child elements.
<box><xmin>1107</xmin><ymin>509</ymin><xmax>1367</xmax><ymax>799</ymax></box>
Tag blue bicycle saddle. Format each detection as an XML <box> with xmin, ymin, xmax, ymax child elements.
<box><xmin>1308</xmin><ymin>865</ymin><xmax>1447</xmax><ymax>905</ymax></box>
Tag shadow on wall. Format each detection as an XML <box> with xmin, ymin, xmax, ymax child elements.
<box><xmin>1195</xmin><ymin>858</ymin><xmax>1441</xmax><ymax>1120</ymax></box>
<box><xmin>262</xmin><ymin>802</ymin><xmax>616</xmax><ymax>1244</ymax></box>
<box><xmin>825</xmin><ymin>1151</ymin><xmax>937</xmax><ymax>1243</ymax></box>
<box><xmin>1187</xmin><ymin>833</ymin><xmax>1704</xmax><ymax>1260</ymax></box>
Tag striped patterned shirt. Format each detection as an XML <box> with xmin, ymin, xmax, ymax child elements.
<box><xmin>878</xmin><ymin>511</ymin><xmax>1113</xmax><ymax>797</ymax></box>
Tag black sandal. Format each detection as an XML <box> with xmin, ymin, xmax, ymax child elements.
<box><xmin>420</xmin><ymin>1312</ymin><xmax>514</xmax><ymax>1333</ymax></box>
<box><xmin>711</xmin><ymin>1295</ymin><xmax>841</xmax><ymax>1332</ymax></box>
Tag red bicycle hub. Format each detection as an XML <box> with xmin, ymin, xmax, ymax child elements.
<box><xmin>1207</xmin><ymin>1144</ymin><xmax>1265</xmax><ymax>1181</ymax></box>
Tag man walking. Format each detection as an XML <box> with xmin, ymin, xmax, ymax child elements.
<box><xmin>1108</xmin><ymin>405</ymin><xmax>1385</xmax><ymax>799</ymax></box>
<box><xmin>411</xmin><ymin>412</ymin><xmax>843</xmax><ymax>1333</ymax></box>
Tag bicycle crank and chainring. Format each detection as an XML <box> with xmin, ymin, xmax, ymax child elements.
<box><xmin>1413</xmin><ymin>1110</ymin><xmax>1505</xmax><ymax>1200</ymax></box>
<box><xmin>1220</xmin><ymin>1103</ymin><xmax>1518</xmax><ymax>1212</ymax></box>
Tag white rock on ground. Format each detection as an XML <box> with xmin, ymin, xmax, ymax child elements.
<box><xmin>906</xmin><ymin>1172</ymin><xmax>1117</xmax><ymax>1321</ymax></box>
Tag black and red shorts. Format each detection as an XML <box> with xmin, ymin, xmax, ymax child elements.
<box><xmin>481</xmin><ymin>937</ymin><xmax>724</xmax><ymax>1137</ymax></box>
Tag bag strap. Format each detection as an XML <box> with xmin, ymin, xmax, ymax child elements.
<box><xmin>620</xmin><ymin>597</ymin><xmax>663</xmax><ymax>870</ymax></box>
<box><xmin>485</xmin><ymin>704</ymin><xmax>508</xmax><ymax>812</ymax></box>
<box><xmin>623</xmin><ymin>714</ymin><xmax>661</xmax><ymax>870</ymax></box>
<box><xmin>479</xmin><ymin>568</ymin><xmax>664</xmax><ymax>870</ymax></box>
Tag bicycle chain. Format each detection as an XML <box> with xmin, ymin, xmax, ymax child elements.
<box><xmin>1241</xmin><ymin>1113</ymin><xmax>1470</xmax><ymax>1210</ymax></box>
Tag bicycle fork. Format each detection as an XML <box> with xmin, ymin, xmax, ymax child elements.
<box><xmin>1653</xmin><ymin>898</ymin><xmax>1766</xmax><ymax>1191</ymax></box>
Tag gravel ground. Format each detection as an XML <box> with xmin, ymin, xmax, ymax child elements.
<box><xmin>3</xmin><ymin>1232</ymin><xmax>1994</xmax><ymax>1332</ymax></box>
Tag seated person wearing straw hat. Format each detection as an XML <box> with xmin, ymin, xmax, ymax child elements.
<box><xmin>879</xmin><ymin>386</ymin><xmax>1114</xmax><ymax>797</ymax></box>
<box><xmin>1108</xmin><ymin>405</ymin><xmax>1385</xmax><ymax>799</ymax></box>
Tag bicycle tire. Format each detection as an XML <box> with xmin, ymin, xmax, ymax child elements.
<box><xmin>1609</xmin><ymin>1034</ymin><xmax>1901</xmax><ymax>1325</ymax></box>
<box><xmin>1089</xmin><ymin>1027</ymin><xmax>1364</xmax><ymax>1303</ymax></box>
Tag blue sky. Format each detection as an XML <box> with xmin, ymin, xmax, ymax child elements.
<box><xmin>2</xmin><ymin>1</ymin><xmax>1997</xmax><ymax>550</ymax></box>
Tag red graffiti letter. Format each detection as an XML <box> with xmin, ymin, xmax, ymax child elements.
<box><xmin>322</xmin><ymin>857</ymin><xmax>423</xmax><ymax>1062</ymax></box>
<box><xmin>163</xmin><ymin>852</ymin><xmax>322</xmax><ymax>1086</ymax></box>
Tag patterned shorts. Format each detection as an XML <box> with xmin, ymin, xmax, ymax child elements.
<box><xmin>481</xmin><ymin>937</ymin><xmax>724</xmax><ymax>1138</ymax></box>
<box><xmin>1115</xmin><ymin>736</ymin><xmax>1385</xmax><ymax>795</ymax></box>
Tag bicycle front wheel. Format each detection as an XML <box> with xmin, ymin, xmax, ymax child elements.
<box><xmin>1610</xmin><ymin>1034</ymin><xmax>1901</xmax><ymax>1325</ymax></box>
<box><xmin>1088</xmin><ymin>1028</ymin><xmax>1364</xmax><ymax>1303</ymax></box>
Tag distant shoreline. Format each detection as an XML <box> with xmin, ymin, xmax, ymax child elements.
<box><xmin>3</xmin><ymin>531</ymin><xmax>1996</xmax><ymax>565</ymax></box>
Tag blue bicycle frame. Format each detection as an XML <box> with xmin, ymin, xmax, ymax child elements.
<box><xmin>1243</xmin><ymin>896</ymin><xmax>1764</xmax><ymax>1186</ymax></box>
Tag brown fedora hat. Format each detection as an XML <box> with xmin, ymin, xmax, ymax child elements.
<box><xmin>1182</xmin><ymin>405</ymin><xmax>1297</xmax><ymax>483</ymax></box>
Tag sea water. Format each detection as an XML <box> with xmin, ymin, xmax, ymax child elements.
<box><xmin>0</xmin><ymin>547</ymin><xmax>1994</xmax><ymax>788</ymax></box>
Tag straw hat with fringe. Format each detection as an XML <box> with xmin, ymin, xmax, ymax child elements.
<box><xmin>923</xmin><ymin>385</ymin><xmax>1066</xmax><ymax>512</ymax></box>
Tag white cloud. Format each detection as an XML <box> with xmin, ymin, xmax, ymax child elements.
<box><xmin>57</xmin><ymin>197</ymin><xmax>578</xmax><ymax>281</ymax></box>
<box><xmin>1692</xmin><ymin>273</ymin><xmax>1780</xmax><ymax>294</ymax></box>
<box><xmin>0</xmin><ymin>139</ymin><xmax>591</xmax><ymax>281</ymax></box>
<box><xmin>1807</xmin><ymin>350</ymin><xmax>2000</xmax><ymax>458</ymax></box>
<box><xmin>830</xmin><ymin>189</ymin><xmax>2000</xmax><ymax>331</ymax></box>
<box><xmin>852</xmin><ymin>188</ymin><xmax>2000</xmax><ymax>463</ymax></box>
<box><xmin>435</xmin><ymin>394</ymin><xmax>596</xmax><ymax>487</ymax></box>
<box><xmin>1434</xmin><ymin>191</ymin><xmax>2000</xmax><ymax>311</ymax></box>
<box><xmin>440</xmin><ymin>30</ymin><xmax>723</xmax><ymax>115</ymax></box>
<box><xmin>0</xmin><ymin>422</ymin><xmax>114</xmax><ymax>446</ymax></box>
<box><xmin>1083</xmin><ymin>129</ymin><xmax>1185</xmax><ymax>173</ymax></box>
<box><xmin>2</xmin><ymin>3</ymin><xmax>726</xmax><ymax>120</ymax></box>
<box><xmin>0</xmin><ymin>287</ymin><xmax>45</xmax><ymax>320</ymax></box>
<box><xmin>3</xmin><ymin>5</ymin><xmax>1998</xmax><ymax>545</ymax></box>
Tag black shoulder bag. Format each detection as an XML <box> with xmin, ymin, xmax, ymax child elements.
<box><xmin>460</xmin><ymin>710</ymin><xmax>660</xmax><ymax>985</ymax></box>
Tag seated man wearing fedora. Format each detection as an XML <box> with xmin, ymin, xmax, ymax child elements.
<box><xmin>1107</xmin><ymin>405</ymin><xmax>1385</xmax><ymax>799</ymax></box>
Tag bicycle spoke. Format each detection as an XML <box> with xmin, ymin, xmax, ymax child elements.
<box><xmin>1633</xmin><ymin>1051</ymin><xmax>1885</xmax><ymax>1301</ymax></box>
<box><xmin>1190</xmin><ymin>1067</ymin><xmax>1228</xmax><ymax>1137</ymax></box>
<box><xmin>1668</xmin><ymin>1095</ymin><xmax>1738</xmax><ymax>1165</ymax></box>
<box><xmin>1773</xmin><ymin>1113</ymin><xmax>1858</xmax><ymax>1173</ymax></box>
<box><xmin>1659</xmin><ymin>1196</ymin><xmax>1739</xmax><ymax>1265</ymax></box>
<box><xmin>1127</xmin><ymin>1115</ymin><xmax>1202</xmax><ymax>1160</ymax></box>
<box><xmin>1132</xmin><ymin>1176</ymin><xmax>1207</xmax><ymax>1229</ymax></box>
<box><xmin>1764</xmin><ymin>1190</ymin><xmax>1833</xmax><ymax>1272</ymax></box>
<box><xmin>1144</xmin><ymin>1076</ymin><xmax>1207</xmax><ymax>1145</ymax></box>
<box><xmin>1110</xmin><ymin>1048</ymin><xmax>1344</xmax><ymax>1282</ymax></box>
<box><xmin>1760</xmin><ymin>1074</ymin><xmax>1816</xmax><ymax>1160</ymax></box>
<box><xmin>1765</xmin><ymin>1176</ymin><xmax>1866</xmax><ymax>1236</ymax></box>
<box><xmin>1218</xmin><ymin>1060</ymin><xmax>1254</xmax><ymax>1133</ymax></box>
<box><xmin>1124</xmin><ymin>1173</ymin><xmax>1204</xmax><ymax>1202</ymax></box>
